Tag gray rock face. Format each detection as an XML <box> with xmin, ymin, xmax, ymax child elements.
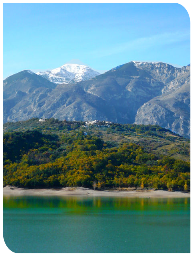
<box><xmin>162</xmin><ymin>65</ymin><xmax>190</xmax><ymax>94</ymax></box>
<box><xmin>134</xmin><ymin>63</ymin><xmax>190</xmax><ymax>137</ymax></box>
<box><xmin>135</xmin><ymin>82</ymin><xmax>190</xmax><ymax>137</ymax></box>
<box><xmin>133</xmin><ymin>61</ymin><xmax>184</xmax><ymax>84</ymax></box>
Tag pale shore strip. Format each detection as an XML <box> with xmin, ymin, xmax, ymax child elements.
<box><xmin>3</xmin><ymin>186</ymin><xmax>190</xmax><ymax>198</ymax></box>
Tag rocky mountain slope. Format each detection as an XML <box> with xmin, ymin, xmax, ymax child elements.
<box><xmin>3</xmin><ymin>61</ymin><xmax>190</xmax><ymax>137</ymax></box>
<box><xmin>3</xmin><ymin>70</ymin><xmax>56</xmax><ymax>123</ymax></box>
<box><xmin>36</xmin><ymin>63</ymin><xmax>100</xmax><ymax>84</ymax></box>
<box><xmin>135</xmin><ymin>64</ymin><xmax>190</xmax><ymax>137</ymax></box>
<box><xmin>78</xmin><ymin>62</ymin><xmax>167</xmax><ymax>123</ymax></box>
<box><xmin>135</xmin><ymin>80</ymin><xmax>190</xmax><ymax>137</ymax></box>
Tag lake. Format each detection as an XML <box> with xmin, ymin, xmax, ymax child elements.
<box><xmin>3</xmin><ymin>196</ymin><xmax>190</xmax><ymax>253</ymax></box>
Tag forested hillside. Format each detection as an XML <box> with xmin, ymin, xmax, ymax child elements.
<box><xmin>3</xmin><ymin>118</ymin><xmax>190</xmax><ymax>191</ymax></box>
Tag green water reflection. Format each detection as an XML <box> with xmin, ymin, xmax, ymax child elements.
<box><xmin>0</xmin><ymin>196</ymin><xmax>192</xmax><ymax>214</ymax></box>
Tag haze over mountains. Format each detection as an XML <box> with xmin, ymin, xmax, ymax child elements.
<box><xmin>3</xmin><ymin>61</ymin><xmax>190</xmax><ymax>138</ymax></box>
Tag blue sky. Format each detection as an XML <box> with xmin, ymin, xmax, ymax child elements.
<box><xmin>3</xmin><ymin>3</ymin><xmax>190</xmax><ymax>78</ymax></box>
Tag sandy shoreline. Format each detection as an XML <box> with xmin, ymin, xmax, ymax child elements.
<box><xmin>3</xmin><ymin>186</ymin><xmax>190</xmax><ymax>198</ymax></box>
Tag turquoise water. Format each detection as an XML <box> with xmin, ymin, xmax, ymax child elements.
<box><xmin>3</xmin><ymin>196</ymin><xmax>190</xmax><ymax>253</ymax></box>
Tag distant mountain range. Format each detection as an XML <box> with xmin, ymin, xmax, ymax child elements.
<box><xmin>3</xmin><ymin>61</ymin><xmax>190</xmax><ymax>138</ymax></box>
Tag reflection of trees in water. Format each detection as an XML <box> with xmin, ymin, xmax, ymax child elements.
<box><xmin>3</xmin><ymin>196</ymin><xmax>189</xmax><ymax>216</ymax></box>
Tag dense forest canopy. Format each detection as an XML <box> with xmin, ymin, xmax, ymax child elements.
<box><xmin>3</xmin><ymin>118</ymin><xmax>190</xmax><ymax>191</ymax></box>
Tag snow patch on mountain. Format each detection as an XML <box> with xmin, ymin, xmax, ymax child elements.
<box><xmin>132</xmin><ymin>61</ymin><xmax>163</xmax><ymax>67</ymax></box>
<box><xmin>36</xmin><ymin>63</ymin><xmax>100</xmax><ymax>84</ymax></box>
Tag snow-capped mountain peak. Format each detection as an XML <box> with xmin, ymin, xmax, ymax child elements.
<box><xmin>36</xmin><ymin>63</ymin><xmax>100</xmax><ymax>84</ymax></box>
